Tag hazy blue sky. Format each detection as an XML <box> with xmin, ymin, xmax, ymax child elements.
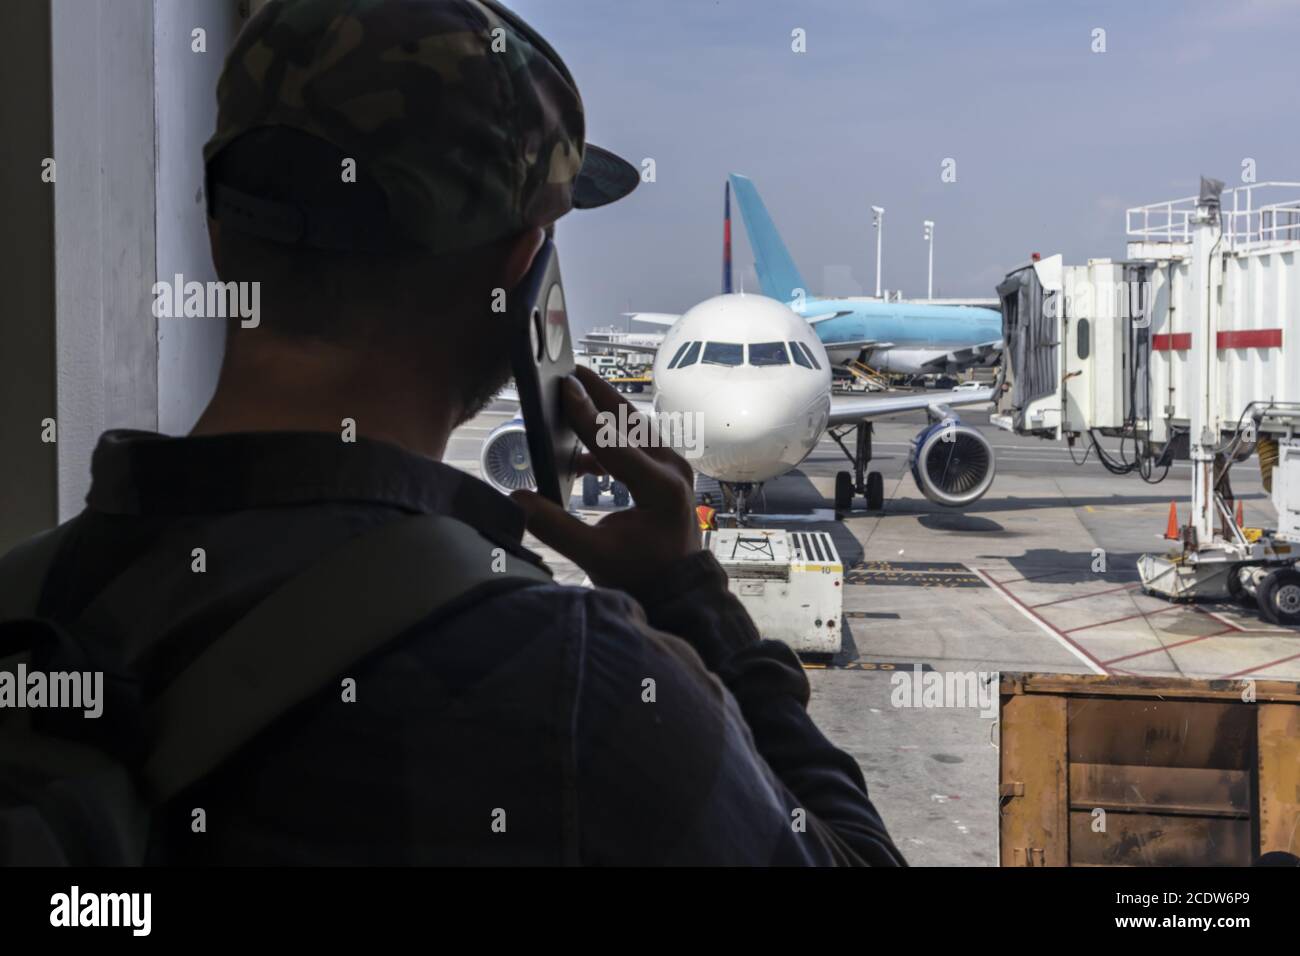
<box><xmin>510</xmin><ymin>0</ymin><xmax>1300</xmax><ymax>334</ymax></box>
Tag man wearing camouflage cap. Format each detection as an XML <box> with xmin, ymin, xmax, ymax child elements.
<box><xmin>0</xmin><ymin>0</ymin><xmax>902</xmax><ymax>865</ymax></box>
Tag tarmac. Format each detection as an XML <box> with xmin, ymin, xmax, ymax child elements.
<box><xmin>448</xmin><ymin>398</ymin><xmax>1299</xmax><ymax>865</ymax></box>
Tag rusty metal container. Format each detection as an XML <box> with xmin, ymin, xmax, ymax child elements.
<box><xmin>999</xmin><ymin>672</ymin><xmax>1299</xmax><ymax>866</ymax></box>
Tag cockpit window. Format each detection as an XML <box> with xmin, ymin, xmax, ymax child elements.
<box><xmin>666</xmin><ymin>341</ymin><xmax>692</xmax><ymax>369</ymax></box>
<box><xmin>749</xmin><ymin>342</ymin><xmax>790</xmax><ymax>366</ymax></box>
<box><xmin>789</xmin><ymin>341</ymin><xmax>812</xmax><ymax>368</ymax></box>
<box><xmin>676</xmin><ymin>340</ymin><xmax>701</xmax><ymax>368</ymax></box>
<box><xmin>797</xmin><ymin>341</ymin><xmax>822</xmax><ymax>369</ymax></box>
<box><xmin>701</xmin><ymin>342</ymin><xmax>744</xmax><ymax>367</ymax></box>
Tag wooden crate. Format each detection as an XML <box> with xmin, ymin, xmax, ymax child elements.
<box><xmin>999</xmin><ymin>673</ymin><xmax>1300</xmax><ymax>866</ymax></box>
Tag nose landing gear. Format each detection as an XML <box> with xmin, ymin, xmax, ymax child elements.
<box><xmin>718</xmin><ymin>482</ymin><xmax>760</xmax><ymax>526</ymax></box>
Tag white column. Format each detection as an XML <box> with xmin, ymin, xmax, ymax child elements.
<box><xmin>1</xmin><ymin>0</ymin><xmax>241</xmax><ymax>549</ymax></box>
<box><xmin>923</xmin><ymin>220</ymin><xmax>935</xmax><ymax>299</ymax></box>
<box><xmin>1188</xmin><ymin>199</ymin><xmax>1223</xmax><ymax>546</ymax></box>
<box><xmin>872</xmin><ymin>205</ymin><xmax>884</xmax><ymax>299</ymax></box>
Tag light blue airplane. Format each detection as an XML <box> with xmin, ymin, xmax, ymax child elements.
<box><xmin>727</xmin><ymin>173</ymin><xmax>1003</xmax><ymax>376</ymax></box>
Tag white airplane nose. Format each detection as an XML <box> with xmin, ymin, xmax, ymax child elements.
<box><xmin>705</xmin><ymin>384</ymin><xmax>778</xmax><ymax>442</ymax></box>
<box><xmin>691</xmin><ymin>383</ymin><xmax>798</xmax><ymax>480</ymax></box>
<box><xmin>717</xmin><ymin>412</ymin><xmax>765</xmax><ymax>446</ymax></box>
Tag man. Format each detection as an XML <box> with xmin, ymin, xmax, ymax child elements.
<box><xmin>0</xmin><ymin>0</ymin><xmax>902</xmax><ymax>865</ymax></box>
<box><xmin>696</xmin><ymin>494</ymin><xmax>718</xmax><ymax>532</ymax></box>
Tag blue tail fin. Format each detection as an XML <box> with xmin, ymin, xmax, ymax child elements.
<box><xmin>728</xmin><ymin>173</ymin><xmax>806</xmax><ymax>303</ymax></box>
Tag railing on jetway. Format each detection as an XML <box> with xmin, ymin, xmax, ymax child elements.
<box><xmin>1126</xmin><ymin>181</ymin><xmax>1300</xmax><ymax>250</ymax></box>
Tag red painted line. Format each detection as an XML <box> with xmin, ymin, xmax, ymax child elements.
<box><xmin>1101</xmin><ymin>628</ymin><xmax>1234</xmax><ymax>665</ymax></box>
<box><xmin>977</xmin><ymin>571</ymin><xmax>1111</xmax><ymax>674</ymax></box>
<box><xmin>1062</xmin><ymin>604</ymin><xmax>1182</xmax><ymax>633</ymax></box>
<box><xmin>992</xmin><ymin>568</ymin><xmax>1138</xmax><ymax>587</ymax></box>
<box><xmin>1219</xmin><ymin>651</ymin><xmax>1300</xmax><ymax>680</ymax></box>
<box><xmin>1191</xmin><ymin>605</ymin><xmax>1296</xmax><ymax>635</ymax></box>
<box><xmin>1217</xmin><ymin>328</ymin><xmax>1282</xmax><ymax>349</ymax></box>
<box><xmin>1029</xmin><ymin>581</ymin><xmax>1143</xmax><ymax>609</ymax></box>
<box><xmin>1191</xmin><ymin>605</ymin><xmax>1247</xmax><ymax>633</ymax></box>
<box><xmin>1153</xmin><ymin>332</ymin><xmax>1192</xmax><ymax>351</ymax></box>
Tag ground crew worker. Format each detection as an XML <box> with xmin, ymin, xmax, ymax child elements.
<box><xmin>696</xmin><ymin>494</ymin><xmax>718</xmax><ymax>531</ymax></box>
<box><xmin>0</xmin><ymin>0</ymin><xmax>903</xmax><ymax>866</ymax></box>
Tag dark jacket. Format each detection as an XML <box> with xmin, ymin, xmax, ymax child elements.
<box><xmin>6</xmin><ymin>429</ymin><xmax>904</xmax><ymax>865</ymax></box>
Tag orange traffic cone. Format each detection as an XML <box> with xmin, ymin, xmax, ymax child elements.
<box><xmin>1164</xmin><ymin>501</ymin><xmax>1180</xmax><ymax>540</ymax></box>
<box><xmin>1235</xmin><ymin>499</ymin><xmax>1244</xmax><ymax>528</ymax></box>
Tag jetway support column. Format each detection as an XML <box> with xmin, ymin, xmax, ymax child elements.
<box><xmin>1188</xmin><ymin>190</ymin><xmax>1223</xmax><ymax>548</ymax></box>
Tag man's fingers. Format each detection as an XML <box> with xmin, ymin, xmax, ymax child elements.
<box><xmin>561</xmin><ymin>375</ymin><xmax>660</xmax><ymax>498</ymax></box>
<box><xmin>510</xmin><ymin>489</ymin><xmax>600</xmax><ymax>566</ymax></box>
<box><xmin>571</xmin><ymin>366</ymin><xmax>693</xmax><ymax>486</ymax></box>
<box><xmin>643</xmin><ymin>444</ymin><xmax>694</xmax><ymax>488</ymax></box>
<box><xmin>574</xmin><ymin>452</ymin><xmax>605</xmax><ymax>477</ymax></box>
<box><xmin>572</xmin><ymin>365</ymin><xmax>636</xmax><ymax>419</ymax></box>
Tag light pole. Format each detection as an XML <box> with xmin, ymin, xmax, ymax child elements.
<box><xmin>923</xmin><ymin>220</ymin><xmax>935</xmax><ymax>299</ymax></box>
<box><xmin>871</xmin><ymin>205</ymin><xmax>885</xmax><ymax>298</ymax></box>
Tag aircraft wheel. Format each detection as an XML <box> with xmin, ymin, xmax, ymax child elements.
<box><xmin>865</xmin><ymin>471</ymin><xmax>885</xmax><ymax>511</ymax></box>
<box><xmin>1257</xmin><ymin>567</ymin><xmax>1300</xmax><ymax>625</ymax></box>
<box><xmin>834</xmin><ymin>471</ymin><xmax>854</xmax><ymax>514</ymax></box>
<box><xmin>582</xmin><ymin>473</ymin><xmax>600</xmax><ymax>507</ymax></box>
<box><xmin>612</xmin><ymin>480</ymin><xmax>631</xmax><ymax>508</ymax></box>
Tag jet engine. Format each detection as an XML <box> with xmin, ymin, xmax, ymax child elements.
<box><xmin>479</xmin><ymin>418</ymin><xmax>535</xmax><ymax>494</ymax></box>
<box><xmin>909</xmin><ymin>419</ymin><xmax>996</xmax><ymax>507</ymax></box>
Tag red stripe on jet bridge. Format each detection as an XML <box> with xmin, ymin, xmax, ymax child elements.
<box><xmin>1217</xmin><ymin>328</ymin><xmax>1282</xmax><ymax>349</ymax></box>
<box><xmin>1152</xmin><ymin>333</ymin><xmax>1192</xmax><ymax>351</ymax></box>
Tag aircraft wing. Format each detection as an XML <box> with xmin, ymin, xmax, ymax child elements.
<box><xmin>826</xmin><ymin>386</ymin><xmax>996</xmax><ymax>426</ymax></box>
<box><xmin>802</xmin><ymin>310</ymin><xmax>853</xmax><ymax>325</ymax></box>
<box><xmin>824</xmin><ymin>339</ymin><xmax>892</xmax><ymax>355</ymax></box>
<box><xmin>917</xmin><ymin>340</ymin><xmax>1003</xmax><ymax>373</ymax></box>
<box><xmin>625</xmin><ymin>308</ymin><xmax>853</xmax><ymax>328</ymax></box>
<box><xmin>622</xmin><ymin>312</ymin><xmax>679</xmax><ymax>327</ymax></box>
<box><xmin>912</xmin><ymin>297</ymin><xmax>1001</xmax><ymax>309</ymax></box>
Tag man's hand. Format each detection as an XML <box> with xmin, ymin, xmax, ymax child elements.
<box><xmin>511</xmin><ymin>366</ymin><xmax>699</xmax><ymax>598</ymax></box>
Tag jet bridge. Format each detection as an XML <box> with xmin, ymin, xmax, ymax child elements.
<box><xmin>992</xmin><ymin>179</ymin><xmax>1300</xmax><ymax>621</ymax></box>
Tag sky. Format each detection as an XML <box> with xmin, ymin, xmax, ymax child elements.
<box><xmin>508</xmin><ymin>0</ymin><xmax>1300</xmax><ymax>335</ymax></box>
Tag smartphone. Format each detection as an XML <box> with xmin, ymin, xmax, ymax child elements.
<box><xmin>507</xmin><ymin>238</ymin><xmax>579</xmax><ymax>506</ymax></box>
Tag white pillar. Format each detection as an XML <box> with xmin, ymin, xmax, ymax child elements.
<box><xmin>0</xmin><ymin>0</ymin><xmax>241</xmax><ymax>550</ymax></box>
<box><xmin>872</xmin><ymin>205</ymin><xmax>884</xmax><ymax>299</ymax></box>
<box><xmin>1188</xmin><ymin>197</ymin><xmax>1223</xmax><ymax>547</ymax></box>
<box><xmin>924</xmin><ymin>220</ymin><xmax>935</xmax><ymax>299</ymax></box>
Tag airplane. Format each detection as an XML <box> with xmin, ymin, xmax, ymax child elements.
<box><xmin>628</xmin><ymin>175</ymin><xmax>1004</xmax><ymax>379</ymax></box>
<box><xmin>478</xmin><ymin>186</ymin><xmax>1003</xmax><ymax>522</ymax></box>
<box><xmin>480</xmin><ymin>291</ymin><xmax>999</xmax><ymax>521</ymax></box>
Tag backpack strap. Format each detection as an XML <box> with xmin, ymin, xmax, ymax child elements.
<box><xmin>0</xmin><ymin>519</ymin><xmax>81</xmax><ymax>622</ymax></box>
<box><xmin>140</xmin><ymin>513</ymin><xmax>552</xmax><ymax>803</ymax></box>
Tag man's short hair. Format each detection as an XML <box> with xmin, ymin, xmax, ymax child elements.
<box><xmin>208</xmin><ymin>127</ymin><xmax>510</xmax><ymax>342</ymax></box>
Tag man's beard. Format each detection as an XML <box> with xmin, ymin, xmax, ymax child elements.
<box><xmin>455</xmin><ymin>353</ymin><xmax>514</xmax><ymax>427</ymax></box>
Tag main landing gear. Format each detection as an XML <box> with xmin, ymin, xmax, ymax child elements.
<box><xmin>581</xmin><ymin>474</ymin><xmax>630</xmax><ymax>508</ymax></box>
<box><xmin>829</xmin><ymin>421</ymin><xmax>884</xmax><ymax>516</ymax></box>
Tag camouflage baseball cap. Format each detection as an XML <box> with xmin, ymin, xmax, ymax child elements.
<box><xmin>203</xmin><ymin>0</ymin><xmax>638</xmax><ymax>255</ymax></box>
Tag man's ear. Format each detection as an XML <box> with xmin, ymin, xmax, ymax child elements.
<box><xmin>500</xmin><ymin>227</ymin><xmax>547</xmax><ymax>291</ymax></box>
